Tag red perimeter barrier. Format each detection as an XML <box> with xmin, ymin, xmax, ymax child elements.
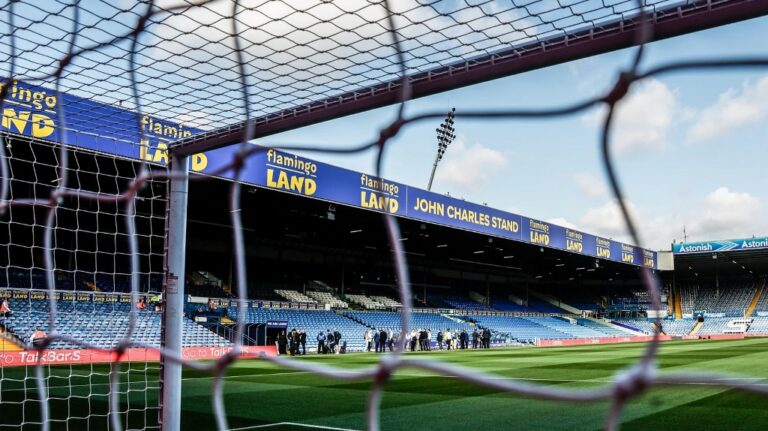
<box><xmin>682</xmin><ymin>334</ymin><xmax>745</xmax><ymax>340</ymax></box>
<box><xmin>0</xmin><ymin>345</ymin><xmax>276</xmax><ymax>367</ymax></box>
<box><xmin>536</xmin><ymin>335</ymin><xmax>673</xmax><ymax>347</ymax></box>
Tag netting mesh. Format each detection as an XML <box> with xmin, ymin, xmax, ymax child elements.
<box><xmin>0</xmin><ymin>0</ymin><xmax>709</xmax><ymax>131</ymax></box>
<box><xmin>0</xmin><ymin>353</ymin><xmax>161</xmax><ymax>430</ymax></box>
<box><xmin>0</xmin><ymin>0</ymin><xmax>767</xmax><ymax>430</ymax></box>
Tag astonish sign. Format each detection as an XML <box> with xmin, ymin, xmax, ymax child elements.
<box><xmin>673</xmin><ymin>237</ymin><xmax>768</xmax><ymax>254</ymax></box>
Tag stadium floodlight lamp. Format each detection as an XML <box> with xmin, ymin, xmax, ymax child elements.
<box><xmin>427</xmin><ymin>108</ymin><xmax>456</xmax><ymax>191</ymax></box>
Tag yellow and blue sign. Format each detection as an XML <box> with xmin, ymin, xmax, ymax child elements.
<box><xmin>1</xmin><ymin>81</ymin><xmax>657</xmax><ymax>268</ymax></box>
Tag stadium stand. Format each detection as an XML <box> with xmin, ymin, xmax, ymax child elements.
<box><xmin>305</xmin><ymin>291</ymin><xmax>348</xmax><ymax>308</ymax></box>
<box><xmin>345</xmin><ymin>294</ymin><xmax>386</xmax><ymax>310</ymax></box>
<box><xmin>524</xmin><ymin>316</ymin><xmax>609</xmax><ymax>338</ymax></box>
<box><xmin>575</xmin><ymin>318</ymin><xmax>629</xmax><ymax>336</ymax></box>
<box><xmin>344</xmin><ymin>311</ymin><xmax>461</xmax><ymax>337</ymax></box>
<box><xmin>0</xmin><ymin>300</ymin><xmax>230</xmax><ymax>349</ymax></box>
<box><xmin>747</xmin><ymin>316</ymin><xmax>768</xmax><ymax>334</ymax></box>
<box><xmin>465</xmin><ymin>315</ymin><xmax>572</xmax><ymax>343</ymax></box>
<box><xmin>488</xmin><ymin>298</ymin><xmax>527</xmax><ymax>312</ymax></box>
<box><xmin>659</xmin><ymin>319</ymin><xmax>697</xmax><ymax>336</ymax></box>
<box><xmin>679</xmin><ymin>280</ymin><xmax>754</xmax><ymax>316</ymax></box>
<box><xmin>430</xmin><ymin>295</ymin><xmax>495</xmax><ymax>311</ymax></box>
<box><xmin>607</xmin><ymin>290</ymin><xmax>654</xmax><ymax>313</ymax></box>
<box><xmin>229</xmin><ymin>307</ymin><xmax>367</xmax><ymax>351</ymax></box>
<box><xmin>696</xmin><ymin>317</ymin><xmax>732</xmax><ymax>335</ymax></box>
<box><xmin>491</xmin><ymin>297</ymin><xmax>567</xmax><ymax>314</ymax></box>
<box><xmin>370</xmin><ymin>295</ymin><xmax>402</xmax><ymax>308</ymax></box>
<box><xmin>275</xmin><ymin>289</ymin><xmax>317</xmax><ymax>304</ymax></box>
<box><xmin>612</xmin><ymin>318</ymin><xmax>659</xmax><ymax>334</ymax></box>
<box><xmin>750</xmin><ymin>282</ymin><xmax>768</xmax><ymax>313</ymax></box>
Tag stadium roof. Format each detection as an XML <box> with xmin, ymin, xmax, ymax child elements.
<box><xmin>672</xmin><ymin>237</ymin><xmax>768</xmax><ymax>277</ymax></box>
<box><xmin>185</xmin><ymin>177</ymin><xmax>657</xmax><ymax>288</ymax></box>
<box><xmin>674</xmin><ymin>247</ymin><xmax>768</xmax><ymax>278</ymax></box>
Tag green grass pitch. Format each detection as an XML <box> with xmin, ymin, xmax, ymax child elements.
<box><xmin>3</xmin><ymin>338</ymin><xmax>768</xmax><ymax>430</ymax></box>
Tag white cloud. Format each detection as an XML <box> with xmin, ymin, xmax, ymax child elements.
<box><xmin>175</xmin><ymin>111</ymin><xmax>214</xmax><ymax>131</ymax></box>
<box><xmin>578</xmin><ymin>199</ymin><xmax>641</xmax><ymax>243</ymax></box>
<box><xmin>144</xmin><ymin>0</ymin><xmax>536</xmax><ymax>124</ymax></box>
<box><xmin>686</xmin><ymin>76</ymin><xmax>768</xmax><ymax>143</ymax></box>
<box><xmin>572</xmin><ymin>172</ymin><xmax>608</xmax><ymax>199</ymax></box>
<box><xmin>547</xmin><ymin>217</ymin><xmax>579</xmax><ymax>230</ymax></box>
<box><xmin>582</xmin><ymin>79</ymin><xmax>678</xmax><ymax>154</ymax></box>
<box><xmin>574</xmin><ymin>187</ymin><xmax>767</xmax><ymax>250</ymax></box>
<box><xmin>687</xmin><ymin>187</ymin><xmax>765</xmax><ymax>239</ymax></box>
<box><xmin>434</xmin><ymin>139</ymin><xmax>507</xmax><ymax>193</ymax></box>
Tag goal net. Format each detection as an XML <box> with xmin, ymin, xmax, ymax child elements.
<box><xmin>1</xmin><ymin>0</ymin><xmax>767</xmax><ymax>430</ymax></box>
<box><xmin>0</xmin><ymin>133</ymin><xmax>166</xmax><ymax>429</ymax></box>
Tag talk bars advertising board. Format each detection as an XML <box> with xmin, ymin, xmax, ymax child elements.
<box><xmin>1</xmin><ymin>81</ymin><xmax>656</xmax><ymax>269</ymax></box>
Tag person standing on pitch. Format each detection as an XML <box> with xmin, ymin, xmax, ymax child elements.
<box><xmin>316</xmin><ymin>330</ymin><xmax>326</xmax><ymax>354</ymax></box>
<box><xmin>299</xmin><ymin>330</ymin><xmax>307</xmax><ymax>355</ymax></box>
<box><xmin>437</xmin><ymin>330</ymin><xmax>444</xmax><ymax>350</ymax></box>
<box><xmin>325</xmin><ymin>329</ymin><xmax>335</xmax><ymax>354</ymax></box>
<box><xmin>364</xmin><ymin>330</ymin><xmax>372</xmax><ymax>352</ymax></box>
<box><xmin>277</xmin><ymin>331</ymin><xmax>288</xmax><ymax>355</ymax></box>
<box><xmin>472</xmin><ymin>329</ymin><xmax>479</xmax><ymax>349</ymax></box>
<box><xmin>379</xmin><ymin>328</ymin><xmax>388</xmax><ymax>353</ymax></box>
<box><xmin>373</xmin><ymin>329</ymin><xmax>380</xmax><ymax>352</ymax></box>
<box><xmin>333</xmin><ymin>329</ymin><xmax>342</xmax><ymax>354</ymax></box>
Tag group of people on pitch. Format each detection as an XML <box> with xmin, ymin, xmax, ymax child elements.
<box><xmin>315</xmin><ymin>328</ymin><xmax>344</xmax><ymax>354</ymax></box>
<box><xmin>363</xmin><ymin>327</ymin><xmax>494</xmax><ymax>352</ymax></box>
<box><xmin>434</xmin><ymin>328</ymin><xmax>493</xmax><ymax>350</ymax></box>
<box><xmin>277</xmin><ymin>328</ymin><xmax>307</xmax><ymax>356</ymax></box>
<box><xmin>364</xmin><ymin>328</ymin><xmax>397</xmax><ymax>352</ymax></box>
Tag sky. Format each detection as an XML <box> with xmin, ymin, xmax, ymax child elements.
<box><xmin>260</xmin><ymin>15</ymin><xmax>768</xmax><ymax>251</ymax></box>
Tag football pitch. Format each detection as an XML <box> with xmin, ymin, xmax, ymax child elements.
<box><xmin>4</xmin><ymin>338</ymin><xmax>768</xmax><ymax>430</ymax></box>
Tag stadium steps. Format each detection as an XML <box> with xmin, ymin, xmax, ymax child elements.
<box><xmin>339</xmin><ymin>312</ymin><xmax>372</xmax><ymax>328</ymax></box>
<box><xmin>668</xmin><ymin>289</ymin><xmax>675</xmax><ymax>315</ymax></box>
<box><xmin>526</xmin><ymin>289</ymin><xmax>581</xmax><ymax>314</ymax></box>
<box><xmin>653</xmin><ymin>321</ymin><xmax>665</xmax><ymax>335</ymax></box>
<box><xmin>0</xmin><ymin>327</ymin><xmax>24</xmax><ymax>351</ymax></box>
<box><xmin>746</xmin><ymin>280</ymin><xmax>766</xmax><ymax>317</ymax></box>
<box><xmin>468</xmin><ymin>291</ymin><xmax>487</xmax><ymax>306</ymax></box>
<box><xmin>689</xmin><ymin>320</ymin><xmax>704</xmax><ymax>335</ymax></box>
<box><xmin>443</xmin><ymin>314</ymin><xmax>466</xmax><ymax>324</ymax></box>
<box><xmin>583</xmin><ymin>317</ymin><xmax>641</xmax><ymax>335</ymax></box>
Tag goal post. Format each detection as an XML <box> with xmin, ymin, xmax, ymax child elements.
<box><xmin>160</xmin><ymin>154</ymin><xmax>189</xmax><ymax>431</ymax></box>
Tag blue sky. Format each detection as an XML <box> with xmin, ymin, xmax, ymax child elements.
<box><xmin>264</xmin><ymin>15</ymin><xmax>768</xmax><ymax>251</ymax></box>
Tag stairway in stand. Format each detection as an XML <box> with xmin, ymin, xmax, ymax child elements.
<box><xmin>689</xmin><ymin>320</ymin><xmax>703</xmax><ymax>336</ymax></box>
<box><xmin>0</xmin><ymin>327</ymin><xmax>24</xmax><ymax>351</ymax></box>
<box><xmin>745</xmin><ymin>279</ymin><xmax>766</xmax><ymax>317</ymax></box>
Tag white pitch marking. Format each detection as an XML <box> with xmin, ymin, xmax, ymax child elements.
<box><xmin>229</xmin><ymin>422</ymin><xmax>359</xmax><ymax>431</ymax></box>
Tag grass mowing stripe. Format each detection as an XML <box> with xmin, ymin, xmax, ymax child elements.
<box><xmin>3</xmin><ymin>338</ymin><xmax>768</xmax><ymax>430</ymax></box>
